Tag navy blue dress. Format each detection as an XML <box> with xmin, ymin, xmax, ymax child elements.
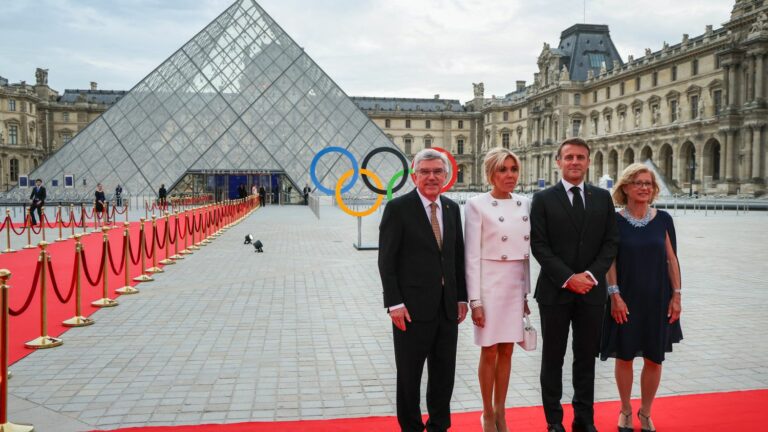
<box><xmin>600</xmin><ymin>210</ymin><xmax>683</xmax><ymax>364</ymax></box>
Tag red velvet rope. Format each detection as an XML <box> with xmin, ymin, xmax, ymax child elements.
<box><xmin>128</xmin><ymin>232</ymin><xmax>142</xmax><ymax>265</ymax></box>
<box><xmin>144</xmin><ymin>228</ymin><xmax>154</xmax><ymax>258</ymax></box>
<box><xmin>83</xmin><ymin>207</ymin><xmax>94</xmax><ymax>219</ymax></box>
<box><xmin>81</xmin><ymin>245</ymin><xmax>105</xmax><ymax>286</ymax></box>
<box><xmin>107</xmin><ymin>236</ymin><xmax>126</xmax><ymax>275</ymax></box>
<box><xmin>186</xmin><ymin>214</ymin><xmax>194</xmax><ymax>235</ymax></box>
<box><xmin>169</xmin><ymin>218</ymin><xmax>178</xmax><ymax>244</ymax></box>
<box><xmin>44</xmin><ymin>213</ymin><xmax>58</xmax><ymax>229</ymax></box>
<box><xmin>48</xmin><ymin>257</ymin><xmax>76</xmax><ymax>304</ymax></box>
<box><xmin>28</xmin><ymin>219</ymin><xmax>43</xmax><ymax>234</ymax></box>
<box><xmin>9</xmin><ymin>260</ymin><xmax>41</xmax><ymax>316</ymax></box>
<box><xmin>0</xmin><ymin>217</ymin><xmax>6</xmax><ymax>231</ymax></box>
<box><xmin>114</xmin><ymin>205</ymin><xmax>128</xmax><ymax>215</ymax></box>
<box><xmin>9</xmin><ymin>218</ymin><xmax>27</xmax><ymax>235</ymax></box>
<box><xmin>154</xmin><ymin>222</ymin><xmax>167</xmax><ymax>249</ymax></box>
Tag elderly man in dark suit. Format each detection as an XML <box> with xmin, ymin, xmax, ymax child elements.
<box><xmin>530</xmin><ymin>138</ymin><xmax>619</xmax><ymax>432</ymax></box>
<box><xmin>28</xmin><ymin>178</ymin><xmax>46</xmax><ymax>225</ymax></box>
<box><xmin>379</xmin><ymin>148</ymin><xmax>468</xmax><ymax>432</ymax></box>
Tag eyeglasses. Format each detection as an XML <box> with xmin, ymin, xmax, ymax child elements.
<box><xmin>416</xmin><ymin>169</ymin><xmax>446</xmax><ymax>177</ymax></box>
<box><xmin>630</xmin><ymin>181</ymin><xmax>653</xmax><ymax>189</ymax></box>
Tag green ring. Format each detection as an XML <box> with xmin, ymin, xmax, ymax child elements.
<box><xmin>387</xmin><ymin>168</ymin><xmax>415</xmax><ymax>201</ymax></box>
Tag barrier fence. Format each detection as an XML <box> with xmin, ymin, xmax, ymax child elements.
<box><xmin>0</xmin><ymin>195</ymin><xmax>259</xmax><ymax>430</ymax></box>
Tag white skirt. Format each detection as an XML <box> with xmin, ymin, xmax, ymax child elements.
<box><xmin>474</xmin><ymin>259</ymin><xmax>529</xmax><ymax>347</ymax></box>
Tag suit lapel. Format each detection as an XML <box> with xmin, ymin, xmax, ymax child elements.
<box><xmin>440</xmin><ymin>195</ymin><xmax>451</xmax><ymax>250</ymax></box>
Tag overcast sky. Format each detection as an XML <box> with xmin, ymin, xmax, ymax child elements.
<box><xmin>1</xmin><ymin>0</ymin><xmax>733</xmax><ymax>102</ymax></box>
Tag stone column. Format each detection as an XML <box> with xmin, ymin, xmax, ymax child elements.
<box><xmin>547</xmin><ymin>153</ymin><xmax>553</xmax><ymax>183</ymax></box>
<box><xmin>728</xmin><ymin>65</ymin><xmax>738</xmax><ymax>108</ymax></box>
<box><xmin>725</xmin><ymin>129</ymin><xmax>738</xmax><ymax>181</ymax></box>
<box><xmin>753</xmin><ymin>125</ymin><xmax>763</xmax><ymax>181</ymax></box>
<box><xmin>756</xmin><ymin>53</ymin><xmax>765</xmax><ymax>103</ymax></box>
<box><xmin>747</xmin><ymin>57</ymin><xmax>755</xmax><ymax>103</ymax></box>
<box><xmin>745</xmin><ymin>127</ymin><xmax>754</xmax><ymax>179</ymax></box>
<box><xmin>719</xmin><ymin>131</ymin><xmax>728</xmax><ymax>182</ymax></box>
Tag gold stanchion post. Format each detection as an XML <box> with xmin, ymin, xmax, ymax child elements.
<box><xmin>116</xmin><ymin>222</ymin><xmax>138</xmax><ymax>295</ymax></box>
<box><xmin>81</xmin><ymin>204</ymin><xmax>87</xmax><ymax>235</ymax></box>
<box><xmin>91</xmin><ymin>228</ymin><xmax>118</xmax><ymax>308</ymax></box>
<box><xmin>68</xmin><ymin>204</ymin><xmax>76</xmax><ymax>239</ymax></box>
<box><xmin>133</xmin><ymin>218</ymin><xmax>154</xmax><ymax>282</ymax></box>
<box><xmin>3</xmin><ymin>211</ymin><xmax>15</xmax><ymax>254</ymax></box>
<box><xmin>0</xmin><ymin>270</ymin><xmax>35</xmax><ymax>431</ymax></box>
<box><xmin>39</xmin><ymin>210</ymin><xmax>46</xmax><ymax>243</ymax></box>
<box><xmin>189</xmin><ymin>211</ymin><xmax>200</xmax><ymax>251</ymax></box>
<box><xmin>62</xmin><ymin>235</ymin><xmax>94</xmax><ymax>327</ymax></box>
<box><xmin>22</xmin><ymin>215</ymin><xmax>35</xmax><ymax>250</ymax></box>
<box><xmin>159</xmin><ymin>212</ymin><xmax>176</xmax><ymax>265</ymax></box>
<box><xmin>25</xmin><ymin>242</ymin><xmax>63</xmax><ymax>349</ymax></box>
<box><xmin>145</xmin><ymin>216</ymin><xmax>164</xmax><ymax>273</ymax></box>
<box><xmin>180</xmin><ymin>212</ymin><xmax>192</xmax><ymax>255</ymax></box>
<box><xmin>201</xmin><ymin>206</ymin><xmax>212</xmax><ymax>245</ymax></box>
<box><xmin>55</xmin><ymin>206</ymin><xmax>65</xmax><ymax>242</ymax></box>
<box><xmin>169</xmin><ymin>213</ymin><xmax>183</xmax><ymax>260</ymax></box>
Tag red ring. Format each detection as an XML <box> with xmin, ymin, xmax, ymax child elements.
<box><xmin>410</xmin><ymin>147</ymin><xmax>458</xmax><ymax>193</ymax></box>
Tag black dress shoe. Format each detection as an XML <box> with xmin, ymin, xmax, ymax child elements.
<box><xmin>546</xmin><ymin>424</ymin><xmax>565</xmax><ymax>432</ymax></box>
<box><xmin>571</xmin><ymin>422</ymin><xmax>598</xmax><ymax>432</ymax></box>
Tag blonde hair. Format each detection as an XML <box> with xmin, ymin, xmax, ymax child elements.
<box><xmin>612</xmin><ymin>163</ymin><xmax>661</xmax><ymax>205</ymax></box>
<box><xmin>483</xmin><ymin>147</ymin><xmax>521</xmax><ymax>186</ymax></box>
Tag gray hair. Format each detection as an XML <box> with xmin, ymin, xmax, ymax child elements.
<box><xmin>413</xmin><ymin>148</ymin><xmax>451</xmax><ymax>179</ymax></box>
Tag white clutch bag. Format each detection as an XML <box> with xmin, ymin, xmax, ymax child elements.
<box><xmin>518</xmin><ymin>314</ymin><xmax>537</xmax><ymax>351</ymax></box>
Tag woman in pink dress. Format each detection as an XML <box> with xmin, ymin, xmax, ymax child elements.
<box><xmin>465</xmin><ymin>147</ymin><xmax>531</xmax><ymax>432</ymax></box>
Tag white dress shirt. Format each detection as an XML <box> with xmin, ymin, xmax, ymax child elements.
<box><xmin>559</xmin><ymin>178</ymin><xmax>598</xmax><ymax>287</ymax></box>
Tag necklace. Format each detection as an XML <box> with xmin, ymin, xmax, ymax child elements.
<box><xmin>622</xmin><ymin>207</ymin><xmax>652</xmax><ymax>228</ymax></box>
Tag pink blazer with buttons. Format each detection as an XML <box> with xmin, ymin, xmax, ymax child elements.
<box><xmin>464</xmin><ymin>192</ymin><xmax>531</xmax><ymax>301</ymax></box>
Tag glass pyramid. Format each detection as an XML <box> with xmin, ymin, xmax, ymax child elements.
<box><xmin>23</xmin><ymin>0</ymin><xmax>410</xmax><ymax>200</ymax></box>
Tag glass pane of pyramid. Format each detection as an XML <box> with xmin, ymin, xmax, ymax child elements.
<box><xmin>22</xmin><ymin>0</ymin><xmax>411</xmax><ymax>201</ymax></box>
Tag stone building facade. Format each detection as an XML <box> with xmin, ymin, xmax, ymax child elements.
<box><xmin>0</xmin><ymin>68</ymin><xmax>124</xmax><ymax>191</ymax></box>
<box><xmin>360</xmin><ymin>0</ymin><xmax>767</xmax><ymax>195</ymax></box>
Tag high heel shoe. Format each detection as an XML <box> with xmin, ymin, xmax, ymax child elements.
<box><xmin>480</xmin><ymin>413</ymin><xmax>497</xmax><ymax>432</ymax></box>
<box><xmin>638</xmin><ymin>410</ymin><xmax>656</xmax><ymax>432</ymax></box>
<box><xmin>617</xmin><ymin>410</ymin><xmax>633</xmax><ymax>432</ymax></box>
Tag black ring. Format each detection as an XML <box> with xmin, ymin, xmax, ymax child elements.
<box><xmin>361</xmin><ymin>147</ymin><xmax>409</xmax><ymax>195</ymax></box>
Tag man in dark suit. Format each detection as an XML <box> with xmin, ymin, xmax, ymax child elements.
<box><xmin>28</xmin><ymin>178</ymin><xmax>46</xmax><ymax>225</ymax></box>
<box><xmin>531</xmin><ymin>138</ymin><xmax>619</xmax><ymax>432</ymax></box>
<box><xmin>379</xmin><ymin>148</ymin><xmax>468</xmax><ymax>432</ymax></box>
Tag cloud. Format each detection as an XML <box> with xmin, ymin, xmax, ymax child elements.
<box><xmin>0</xmin><ymin>0</ymin><xmax>733</xmax><ymax>101</ymax></box>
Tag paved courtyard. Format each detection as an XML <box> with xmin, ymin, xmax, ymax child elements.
<box><xmin>6</xmin><ymin>203</ymin><xmax>768</xmax><ymax>431</ymax></box>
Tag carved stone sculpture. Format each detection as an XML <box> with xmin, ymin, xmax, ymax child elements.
<box><xmin>559</xmin><ymin>64</ymin><xmax>570</xmax><ymax>81</ymax></box>
<box><xmin>645</xmin><ymin>48</ymin><xmax>652</xmax><ymax>57</ymax></box>
<box><xmin>750</xmin><ymin>11</ymin><xmax>767</xmax><ymax>34</ymax></box>
<box><xmin>35</xmin><ymin>68</ymin><xmax>48</xmax><ymax>86</ymax></box>
<box><xmin>473</xmin><ymin>82</ymin><xmax>485</xmax><ymax>98</ymax></box>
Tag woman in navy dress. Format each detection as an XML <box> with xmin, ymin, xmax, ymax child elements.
<box><xmin>600</xmin><ymin>163</ymin><xmax>682</xmax><ymax>432</ymax></box>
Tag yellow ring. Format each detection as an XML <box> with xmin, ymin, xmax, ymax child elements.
<box><xmin>335</xmin><ymin>168</ymin><xmax>384</xmax><ymax>217</ymax></box>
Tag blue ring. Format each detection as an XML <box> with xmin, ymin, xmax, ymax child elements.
<box><xmin>310</xmin><ymin>146</ymin><xmax>359</xmax><ymax>195</ymax></box>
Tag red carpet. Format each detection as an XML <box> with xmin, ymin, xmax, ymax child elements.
<box><xmin>96</xmin><ymin>389</ymin><xmax>765</xmax><ymax>431</ymax></box>
<box><xmin>1</xmin><ymin>203</ymin><xmax>251</xmax><ymax>365</ymax></box>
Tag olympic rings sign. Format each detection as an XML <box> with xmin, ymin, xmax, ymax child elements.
<box><xmin>309</xmin><ymin>146</ymin><xmax>457</xmax><ymax>217</ymax></box>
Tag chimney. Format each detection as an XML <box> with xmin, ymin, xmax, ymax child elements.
<box><xmin>516</xmin><ymin>80</ymin><xmax>526</xmax><ymax>92</ymax></box>
<box><xmin>434</xmin><ymin>94</ymin><xmax>440</xmax><ymax>99</ymax></box>
<box><xmin>90</xmin><ymin>81</ymin><xmax>97</xmax><ymax>91</ymax></box>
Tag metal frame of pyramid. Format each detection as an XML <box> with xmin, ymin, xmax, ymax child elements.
<box><xmin>14</xmin><ymin>0</ymin><xmax>409</xmax><ymax>201</ymax></box>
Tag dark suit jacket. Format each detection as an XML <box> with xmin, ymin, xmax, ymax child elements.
<box><xmin>530</xmin><ymin>182</ymin><xmax>618</xmax><ymax>306</ymax></box>
<box><xmin>29</xmin><ymin>186</ymin><xmax>46</xmax><ymax>203</ymax></box>
<box><xmin>379</xmin><ymin>190</ymin><xmax>467</xmax><ymax>321</ymax></box>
